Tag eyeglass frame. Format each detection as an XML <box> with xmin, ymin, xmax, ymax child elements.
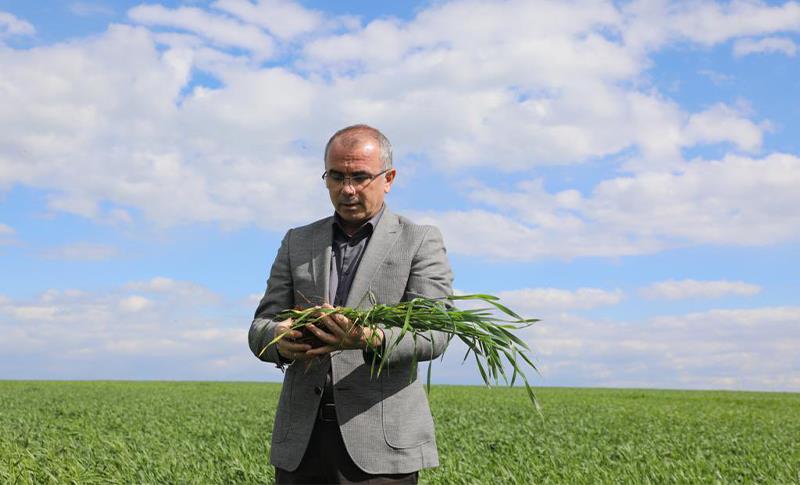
<box><xmin>321</xmin><ymin>168</ymin><xmax>391</xmax><ymax>189</ymax></box>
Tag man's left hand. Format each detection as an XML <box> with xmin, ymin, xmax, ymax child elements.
<box><xmin>305</xmin><ymin>303</ymin><xmax>383</xmax><ymax>356</ymax></box>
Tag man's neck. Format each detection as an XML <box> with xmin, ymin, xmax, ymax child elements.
<box><xmin>339</xmin><ymin>222</ymin><xmax>361</xmax><ymax>237</ymax></box>
<box><xmin>334</xmin><ymin>205</ymin><xmax>385</xmax><ymax>237</ymax></box>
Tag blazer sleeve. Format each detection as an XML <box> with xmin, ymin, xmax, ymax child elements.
<box><xmin>378</xmin><ymin>225</ymin><xmax>454</xmax><ymax>366</ymax></box>
<box><xmin>248</xmin><ymin>229</ymin><xmax>294</xmax><ymax>364</ymax></box>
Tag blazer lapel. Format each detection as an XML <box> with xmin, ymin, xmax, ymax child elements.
<box><xmin>310</xmin><ymin>218</ymin><xmax>333</xmax><ymax>306</ymax></box>
<box><xmin>346</xmin><ymin>207</ymin><xmax>401</xmax><ymax>309</ymax></box>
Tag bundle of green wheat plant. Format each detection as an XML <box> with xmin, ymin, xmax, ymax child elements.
<box><xmin>261</xmin><ymin>294</ymin><xmax>540</xmax><ymax>410</ymax></box>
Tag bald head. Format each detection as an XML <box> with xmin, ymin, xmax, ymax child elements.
<box><xmin>324</xmin><ymin>124</ymin><xmax>393</xmax><ymax>170</ymax></box>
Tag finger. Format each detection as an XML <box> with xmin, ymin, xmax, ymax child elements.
<box><xmin>328</xmin><ymin>314</ymin><xmax>359</xmax><ymax>339</ymax></box>
<box><xmin>331</xmin><ymin>310</ymin><xmax>348</xmax><ymax>320</ymax></box>
<box><xmin>320</xmin><ymin>318</ymin><xmax>352</xmax><ymax>340</ymax></box>
<box><xmin>278</xmin><ymin>341</ymin><xmax>311</xmax><ymax>353</ymax></box>
<box><xmin>282</xmin><ymin>345</ymin><xmax>321</xmax><ymax>361</ymax></box>
<box><xmin>312</xmin><ymin>304</ymin><xmax>330</xmax><ymax>316</ymax></box>
<box><xmin>278</xmin><ymin>330</ymin><xmax>303</xmax><ymax>340</ymax></box>
<box><xmin>277</xmin><ymin>325</ymin><xmax>301</xmax><ymax>338</ymax></box>
<box><xmin>330</xmin><ymin>312</ymin><xmax>353</xmax><ymax>330</ymax></box>
<box><xmin>305</xmin><ymin>323</ymin><xmax>339</xmax><ymax>344</ymax></box>
<box><xmin>306</xmin><ymin>345</ymin><xmax>337</xmax><ymax>357</ymax></box>
<box><xmin>315</xmin><ymin>312</ymin><xmax>333</xmax><ymax>326</ymax></box>
<box><xmin>279</xmin><ymin>338</ymin><xmax>310</xmax><ymax>350</ymax></box>
<box><xmin>328</xmin><ymin>312</ymin><xmax>344</xmax><ymax>325</ymax></box>
<box><xmin>278</xmin><ymin>336</ymin><xmax>309</xmax><ymax>348</ymax></box>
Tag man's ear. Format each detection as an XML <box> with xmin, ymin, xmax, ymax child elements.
<box><xmin>383</xmin><ymin>169</ymin><xmax>396</xmax><ymax>193</ymax></box>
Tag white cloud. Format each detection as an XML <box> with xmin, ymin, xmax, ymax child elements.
<box><xmin>0</xmin><ymin>281</ymin><xmax>272</xmax><ymax>380</ymax></box>
<box><xmin>497</xmin><ymin>287</ymin><xmax>624</xmax><ymax>312</ymax></box>
<box><xmin>120</xmin><ymin>295</ymin><xmax>153</xmax><ymax>312</ymax></box>
<box><xmin>40</xmin><ymin>242</ymin><xmax>118</xmax><ymax>261</ymax></box>
<box><xmin>2</xmin><ymin>279</ymin><xmax>797</xmax><ymax>390</ymax></box>
<box><xmin>0</xmin><ymin>23</ymin><xmax>330</xmax><ymax>229</ymax></box>
<box><xmin>650</xmin><ymin>306</ymin><xmax>800</xmax><ymax>328</ymax></box>
<box><xmin>127</xmin><ymin>4</ymin><xmax>275</xmax><ymax>58</ymax></box>
<box><xmin>431</xmin><ymin>299</ymin><xmax>800</xmax><ymax>391</ymax></box>
<box><xmin>125</xmin><ymin>276</ymin><xmax>221</xmax><ymax>303</ymax></box>
<box><xmin>0</xmin><ymin>11</ymin><xmax>35</xmax><ymax>38</ymax></box>
<box><xmin>622</xmin><ymin>0</ymin><xmax>800</xmax><ymax>50</ymax></box>
<box><xmin>212</xmin><ymin>0</ymin><xmax>324</xmax><ymax>40</ymax></box>
<box><xmin>522</xmin><ymin>306</ymin><xmax>800</xmax><ymax>391</ymax></box>
<box><xmin>300</xmin><ymin>1</ymin><xmax>655</xmax><ymax>170</ymax></box>
<box><xmin>10</xmin><ymin>304</ymin><xmax>59</xmax><ymax>321</ymax></box>
<box><xmin>641</xmin><ymin>279</ymin><xmax>761</xmax><ymax>300</ymax></box>
<box><xmin>683</xmin><ymin>103</ymin><xmax>763</xmax><ymax>152</ymax></box>
<box><xmin>0</xmin><ymin>0</ymin><xmax>795</xmax><ymax>240</ymax></box>
<box><xmin>734</xmin><ymin>36</ymin><xmax>798</xmax><ymax>57</ymax></box>
<box><xmin>418</xmin><ymin>153</ymin><xmax>800</xmax><ymax>260</ymax></box>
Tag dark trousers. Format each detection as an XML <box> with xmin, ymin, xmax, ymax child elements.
<box><xmin>274</xmin><ymin>409</ymin><xmax>418</xmax><ymax>485</ymax></box>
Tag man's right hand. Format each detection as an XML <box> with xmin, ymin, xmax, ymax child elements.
<box><xmin>275</xmin><ymin>318</ymin><xmax>314</xmax><ymax>361</ymax></box>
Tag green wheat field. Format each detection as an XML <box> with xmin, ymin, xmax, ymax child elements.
<box><xmin>1</xmin><ymin>381</ymin><xmax>798</xmax><ymax>484</ymax></box>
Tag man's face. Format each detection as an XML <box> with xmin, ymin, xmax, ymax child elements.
<box><xmin>325</xmin><ymin>137</ymin><xmax>395</xmax><ymax>228</ymax></box>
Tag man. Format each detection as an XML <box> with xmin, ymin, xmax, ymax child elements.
<box><xmin>249</xmin><ymin>124</ymin><xmax>454</xmax><ymax>484</ymax></box>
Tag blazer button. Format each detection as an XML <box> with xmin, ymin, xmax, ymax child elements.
<box><xmin>314</xmin><ymin>386</ymin><xmax>322</xmax><ymax>395</ymax></box>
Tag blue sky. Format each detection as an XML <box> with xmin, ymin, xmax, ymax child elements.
<box><xmin>1</xmin><ymin>0</ymin><xmax>799</xmax><ymax>391</ymax></box>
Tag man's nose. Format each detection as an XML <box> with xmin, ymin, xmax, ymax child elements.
<box><xmin>341</xmin><ymin>180</ymin><xmax>357</xmax><ymax>194</ymax></box>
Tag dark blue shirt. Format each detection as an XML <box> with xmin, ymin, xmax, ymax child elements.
<box><xmin>328</xmin><ymin>205</ymin><xmax>385</xmax><ymax>306</ymax></box>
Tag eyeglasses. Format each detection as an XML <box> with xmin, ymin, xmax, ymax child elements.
<box><xmin>322</xmin><ymin>169</ymin><xmax>390</xmax><ymax>189</ymax></box>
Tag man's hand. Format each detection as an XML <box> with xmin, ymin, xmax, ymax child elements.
<box><xmin>305</xmin><ymin>304</ymin><xmax>384</xmax><ymax>356</ymax></box>
<box><xmin>275</xmin><ymin>318</ymin><xmax>315</xmax><ymax>361</ymax></box>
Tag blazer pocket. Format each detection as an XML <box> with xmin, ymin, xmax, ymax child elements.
<box><xmin>381</xmin><ymin>380</ymin><xmax>435</xmax><ymax>449</ymax></box>
<box><xmin>271</xmin><ymin>371</ymin><xmax>294</xmax><ymax>443</ymax></box>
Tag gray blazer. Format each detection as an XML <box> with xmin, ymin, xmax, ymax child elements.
<box><xmin>249</xmin><ymin>207</ymin><xmax>454</xmax><ymax>474</ymax></box>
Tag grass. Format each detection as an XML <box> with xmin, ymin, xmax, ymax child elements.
<box><xmin>0</xmin><ymin>381</ymin><xmax>798</xmax><ymax>484</ymax></box>
<box><xmin>274</xmin><ymin>294</ymin><xmax>541</xmax><ymax>409</ymax></box>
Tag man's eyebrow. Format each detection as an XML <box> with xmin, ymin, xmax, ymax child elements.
<box><xmin>328</xmin><ymin>169</ymin><xmax>371</xmax><ymax>176</ymax></box>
